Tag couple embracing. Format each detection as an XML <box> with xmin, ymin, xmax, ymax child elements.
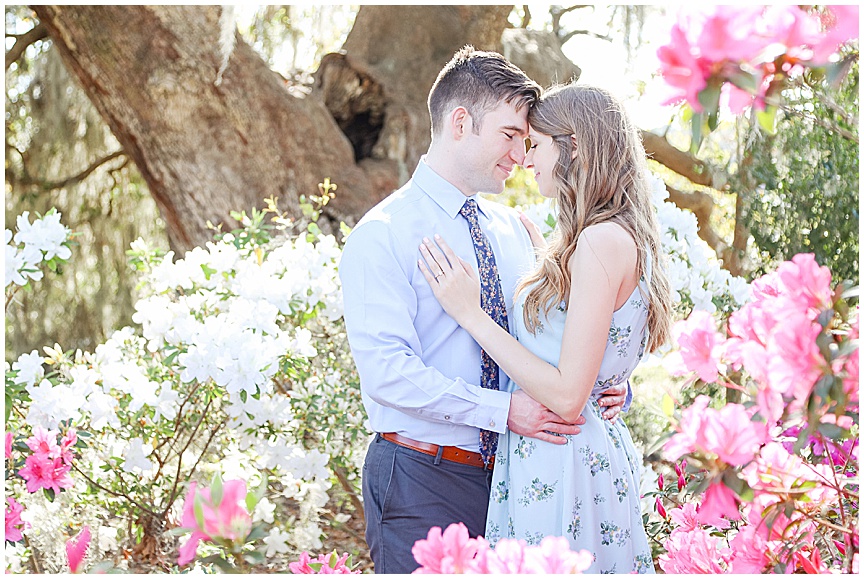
<box><xmin>339</xmin><ymin>45</ymin><xmax>672</xmax><ymax>574</ymax></box>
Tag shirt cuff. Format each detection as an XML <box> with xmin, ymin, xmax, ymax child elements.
<box><xmin>622</xmin><ymin>380</ymin><xmax>633</xmax><ymax>413</ymax></box>
<box><xmin>475</xmin><ymin>388</ymin><xmax>511</xmax><ymax>434</ymax></box>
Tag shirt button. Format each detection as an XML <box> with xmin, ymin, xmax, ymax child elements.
<box><xmin>444</xmin><ymin>415</ymin><xmax>451</xmax><ymax>420</ymax></box>
<box><xmin>489</xmin><ymin>420</ymin><xmax>496</xmax><ymax>427</ymax></box>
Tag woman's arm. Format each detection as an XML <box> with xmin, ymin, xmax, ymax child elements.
<box><xmin>418</xmin><ymin>225</ymin><xmax>635</xmax><ymax>423</ymax></box>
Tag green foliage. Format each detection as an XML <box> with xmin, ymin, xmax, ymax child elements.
<box><xmin>740</xmin><ymin>59</ymin><xmax>859</xmax><ymax>284</ymax></box>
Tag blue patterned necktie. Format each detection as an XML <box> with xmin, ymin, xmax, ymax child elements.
<box><xmin>459</xmin><ymin>199</ymin><xmax>509</xmax><ymax>467</ymax></box>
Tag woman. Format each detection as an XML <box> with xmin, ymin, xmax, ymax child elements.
<box><xmin>417</xmin><ymin>83</ymin><xmax>672</xmax><ymax>573</ymax></box>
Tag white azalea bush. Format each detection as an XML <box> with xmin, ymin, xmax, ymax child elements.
<box><xmin>5</xmin><ymin>209</ymin><xmax>74</xmax><ymax>303</ymax></box>
<box><xmin>5</xmin><ymin>202</ymin><xmax>368</xmax><ymax>572</ymax></box>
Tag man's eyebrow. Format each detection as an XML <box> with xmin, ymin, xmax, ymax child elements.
<box><xmin>500</xmin><ymin>124</ymin><xmax>527</xmax><ymax>133</ymax></box>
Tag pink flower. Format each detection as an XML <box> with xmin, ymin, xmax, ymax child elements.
<box><xmin>5</xmin><ymin>432</ymin><xmax>12</xmax><ymax>460</ymax></box>
<box><xmin>673</xmin><ymin>310</ymin><xmax>724</xmax><ymax>382</ymax></box>
<box><xmin>656</xmin><ymin>24</ymin><xmax>709</xmax><ymax>109</ymax></box>
<box><xmin>776</xmin><ymin>253</ymin><xmax>833</xmax><ymax>314</ymax></box>
<box><xmin>664</xmin><ymin>395</ymin><xmax>711</xmax><ymax>461</ymax></box>
<box><xmin>669</xmin><ymin>503</ymin><xmax>701</xmax><ymax>532</ymax></box>
<box><xmin>412</xmin><ymin>522</ymin><xmax>480</xmax><ymax>574</ymax></box>
<box><xmin>658</xmin><ymin>526</ymin><xmax>731</xmax><ymax>574</ymax></box>
<box><xmin>523</xmin><ymin>536</ymin><xmax>592</xmax><ymax>574</ymax></box>
<box><xmin>842</xmin><ymin>349</ymin><xmax>859</xmax><ymax>404</ymax></box>
<box><xmin>66</xmin><ymin>526</ymin><xmax>91</xmax><ymax>573</ymax></box>
<box><xmin>702</xmin><ymin>403</ymin><xmax>767</xmax><ymax>466</ymax></box>
<box><xmin>698</xmin><ymin>481</ymin><xmax>741</xmax><ymax>526</ymax></box>
<box><xmin>176</xmin><ymin>480</ymin><xmax>253</xmax><ymax>566</ymax></box>
<box><xmin>811</xmin><ymin>5</ymin><xmax>860</xmax><ymax>63</ymax></box>
<box><xmin>766</xmin><ymin>312</ymin><xmax>826</xmax><ymax>405</ymax></box>
<box><xmin>728</xmin><ymin>523</ymin><xmax>769</xmax><ymax>573</ymax></box>
<box><xmin>17</xmin><ymin>454</ymin><xmax>73</xmax><ymax>494</ymax></box>
<box><xmin>25</xmin><ymin>426</ymin><xmax>62</xmax><ymax>460</ymax></box>
<box><xmin>469</xmin><ymin>538</ymin><xmax>527</xmax><ymax>574</ymax></box>
<box><xmin>5</xmin><ymin>497</ymin><xmax>26</xmax><ymax>542</ymax></box>
<box><xmin>693</xmin><ymin>6</ymin><xmax>765</xmax><ymax>62</ymax></box>
<box><xmin>60</xmin><ymin>429</ymin><xmax>78</xmax><ymax>464</ymax></box>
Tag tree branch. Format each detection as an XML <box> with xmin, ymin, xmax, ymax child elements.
<box><xmin>641</xmin><ymin>130</ymin><xmax>727</xmax><ymax>189</ymax></box>
<box><xmin>664</xmin><ymin>184</ymin><xmax>728</xmax><ymax>256</ymax></box>
<box><xmin>11</xmin><ymin>149</ymin><xmax>127</xmax><ymax>191</ymax></box>
<box><xmin>559</xmin><ymin>29</ymin><xmax>612</xmax><ymax>45</ymax></box>
<box><xmin>520</xmin><ymin>5</ymin><xmax>531</xmax><ymax>28</ymax></box>
<box><xmin>5</xmin><ymin>23</ymin><xmax>48</xmax><ymax>71</ymax></box>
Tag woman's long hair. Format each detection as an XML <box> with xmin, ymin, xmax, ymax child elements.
<box><xmin>516</xmin><ymin>84</ymin><xmax>672</xmax><ymax>352</ymax></box>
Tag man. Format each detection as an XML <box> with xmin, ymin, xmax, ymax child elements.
<box><xmin>339</xmin><ymin>46</ymin><xmax>627</xmax><ymax>573</ymax></box>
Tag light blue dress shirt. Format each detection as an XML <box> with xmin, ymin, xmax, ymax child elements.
<box><xmin>339</xmin><ymin>158</ymin><xmax>536</xmax><ymax>452</ymax></box>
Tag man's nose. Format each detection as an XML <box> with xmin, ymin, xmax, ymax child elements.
<box><xmin>511</xmin><ymin>140</ymin><xmax>526</xmax><ymax>165</ymax></box>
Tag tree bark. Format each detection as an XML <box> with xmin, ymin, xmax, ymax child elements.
<box><xmin>32</xmin><ymin>5</ymin><xmax>380</xmax><ymax>253</ymax></box>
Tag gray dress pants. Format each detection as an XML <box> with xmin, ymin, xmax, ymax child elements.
<box><xmin>362</xmin><ymin>433</ymin><xmax>494</xmax><ymax>574</ymax></box>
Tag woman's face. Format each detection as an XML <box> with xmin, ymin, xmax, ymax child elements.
<box><xmin>524</xmin><ymin>129</ymin><xmax>559</xmax><ymax>199</ymax></box>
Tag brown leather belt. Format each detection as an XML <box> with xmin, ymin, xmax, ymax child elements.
<box><xmin>381</xmin><ymin>432</ymin><xmax>494</xmax><ymax>470</ymax></box>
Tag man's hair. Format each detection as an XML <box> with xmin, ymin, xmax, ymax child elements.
<box><xmin>428</xmin><ymin>45</ymin><xmax>540</xmax><ymax>137</ymax></box>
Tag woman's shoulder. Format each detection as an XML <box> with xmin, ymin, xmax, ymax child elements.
<box><xmin>576</xmin><ymin>222</ymin><xmax>636</xmax><ymax>255</ymax></box>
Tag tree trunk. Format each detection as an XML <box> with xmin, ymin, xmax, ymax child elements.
<box><xmin>32</xmin><ymin>5</ymin><xmax>514</xmax><ymax>254</ymax></box>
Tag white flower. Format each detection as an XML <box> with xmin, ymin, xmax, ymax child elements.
<box><xmin>253</xmin><ymin>496</ymin><xmax>275</xmax><ymax>524</ymax></box>
<box><xmin>25</xmin><ymin>379</ymin><xmax>83</xmax><ymax>429</ymax></box>
<box><xmin>5</xmin><ymin>235</ymin><xmax>27</xmax><ymax>288</ymax></box>
<box><xmin>292</xmin><ymin>328</ymin><xmax>317</xmax><ymax>358</ymax></box>
<box><xmin>13</xmin><ymin>211</ymin><xmax>71</xmax><ymax>262</ymax></box>
<box><xmin>263</xmin><ymin>527</ymin><xmax>291</xmax><ymax>557</ymax></box>
<box><xmin>83</xmin><ymin>390</ymin><xmax>120</xmax><ymax>431</ymax></box>
<box><xmin>68</xmin><ymin>365</ymin><xmax>101</xmax><ymax>398</ymax></box>
<box><xmin>153</xmin><ymin>383</ymin><xmax>179</xmax><ymax>422</ymax></box>
<box><xmin>12</xmin><ymin>350</ymin><xmax>45</xmax><ymax>387</ymax></box>
<box><xmin>122</xmin><ymin>438</ymin><xmax>154</xmax><ymax>474</ymax></box>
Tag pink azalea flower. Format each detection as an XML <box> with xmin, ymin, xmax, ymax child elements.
<box><xmin>673</xmin><ymin>310</ymin><xmax>724</xmax><ymax>382</ymax></box>
<box><xmin>700</xmin><ymin>403</ymin><xmax>767</xmax><ymax>466</ymax></box>
<box><xmin>60</xmin><ymin>429</ymin><xmax>78</xmax><ymax>464</ymax></box>
<box><xmin>176</xmin><ymin>480</ymin><xmax>253</xmax><ymax>566</ymax></box>
<box><xmin>669</xmin><ymin>503</ymin><xmax>701</xmax><ymax>532</ymax></box>
<box><xmin>66</xmin><ymin>526</ymin><xmax>91</xmax><ymax>573</ymax></box>
<box><xmin>25</xmin><ymin>426</ymin><xmax>62</xmax><ymax>460</ymax></box>
<box><xmin>776</xmin><ymin>253</ymin><xmax>833</xmax><ymax>314</ymax></box>
<box><xmin>811</xmin><ymin>5</ymin><xmax>860</xmax><ymax>63</ymax></box>
<box><xmin>5</xmin><ymin>432</ymin><xmax>12</xmax><ymax>460</ymax></box>
<box><xmin>656</xmin><ymin>24</ymin><xmax>709</xmax><ymax>110</ymax></box>
<box><xmin>693</xmin><ymin>5</ymin><xmax>765</xmax><ymax>62</ymax></box>
<box><xmin>728</xmin><ymin>523</ymin><xmax>770</xmax><ymax>573</ymax></box>
<box><xmin>658</xmin><ymin>527</ymin><xmax>731</xmax><ymax>574</ymax></box>
<box><xmin>842</xmin><ymin>350</ymin><xmax>859</xmax><ymax>404</ymax></box>
<box><xmin>664</xmin><ymin>395</ymin><xmax>711</xmax><ymax>461</ymax></box>
<box><xmin>766</xmin><ymin>312</ymin><xmax>826</xmax><ymax>406</ymax></box>
<box><xmin>17</xmin><ymin>454</ymin><xmax>73</xmax><ymax>494</ymax></box>
<box><xmin>469</xmin><ymin>538</ymin><xmax>527</xmax><ymax>574</ymax></box>
<box><xmin>698</xmin><ymin>481</ymin><xmax>741</xmax><ymax>526</ymax></box>
<box><xmin>523</xmin><ymin>536</ymin><xmax>593</xmax><ymax>574</ymax></box>
<box><xmin>412</xmin><ymin>522</ymin><xmax>480</xmax><ymax>574</ymax></box>
<box><xmin>5</xmin><ymin>497</ymin><xmax>26</xmax><ymax>542</ymax></box>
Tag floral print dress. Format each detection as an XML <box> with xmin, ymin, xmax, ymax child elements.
<box><xmin>485</xmin><ymin>263</ymin><xmax>654</xmax><ymax>574</ymax></box>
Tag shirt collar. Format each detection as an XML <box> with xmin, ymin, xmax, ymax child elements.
<box><xmin>413</xmin><ymin>156</ymin><xmax>491</xmax><ymax>220</ymax></box>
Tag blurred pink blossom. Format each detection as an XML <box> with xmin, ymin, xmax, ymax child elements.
<box><xmin>658</xmin><ymin>526</ymin><xmax>731</xmax><ymax>573</ymax></box>
<box><xmin>5</xmin><ymin>497</ymin><xmax>25</xmax><ymax>542</ymax></box>
<box><xmin>728</xmin><ymin>523</ymin><xmax>769</xmax><ymax>573</ymax></box>
<box><xmin>701</xmin><ymin>403</ymin><xmax>767</xmax><ymax>466</ymax></box>
<box><xmin>411</xmin><ymin>522</ymin><xmax>480</xmax><ymax>574</ymax></box>
<box><xmin>176</xmin><ymin>480</ymin><xmax>253</xmax><ymax>566</ymax></box>
<box><xmin>672</xmin><ymin>310</ymin><xmax>724</xmax><ymax>382</ymax></box>
<box><xmin>664</xmin><ymin>395</ymin><xmax>711</xmax><ymax>461</ymax></box>
<box><xmin>775</xmin><ymin>253</ymin><xmax>833</xmax><ymax>313</ymax></box>
<box><xmin>523</xmin><ymin>536</ymin><xmax>592</xmax><ymax>574</ymax></box>
<box><xmin>812</xmin><ymin>5</ymin><xmax>860</xmax><ymax>62</ymax></box>
<box><xmin>469</xmin><ymin>538</ymin><xmax>527</xmax><ymax>574</ymax></box>
<box><xmin>669</xmin><ymin>503</ymin><xmax>700</xmax><ymax>532</ymax></box>
<box><xmin>698</xmin><ymin>481</ymin><xmax>741</xmax><ymax>526</ymax></box>
<box><xmin>5</xmin><ymin>432</ymin><xmax>12</xmax><ymax>460</ymax></box>
<box><xmin>66</xmin><ymin>526</ymin><xmax>91</xmax><ymax>573</ymax></box>
<box><xmin>656</xmin><ymin>24</ymin><xmax>709</xmax><ymax>109</ymax></box>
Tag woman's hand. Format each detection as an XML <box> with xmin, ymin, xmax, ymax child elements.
<box><xmin>418</xmin><ymin>235</ymin><xmax>483</xmax><ymax>328</ymax></box>
<box><xmin>519</xmin><ymin>213</ymin><xmax>546</xmax><ymax>250</ymax></box>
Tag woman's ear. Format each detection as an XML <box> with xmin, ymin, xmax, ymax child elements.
<box><xmin>570</xmin><ymin>134</ymin><xmax>578</xmax><ymax>160</ymax></box>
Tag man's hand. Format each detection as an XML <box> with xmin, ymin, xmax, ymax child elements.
<box><xmin>507</xmin><ymin>389</ymin><xmax>585</xmax><ymax>444</ymax></box>
<box><xmin>596</xmin><ymin>383</ymin><xmax>627</xmax><ymax>423</ymax></box>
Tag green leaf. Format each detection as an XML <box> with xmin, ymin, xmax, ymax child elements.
<box><xmin>308</xmin><ymin>563</ymin><xmax>324</xmax><ymax>572</ymax></box>
<box><xmin>726</xmin><ymin>68</ymin><xmax>760</xmax><ymax>94</ymax></box>
<box><xmin>245</xmin><ymin>523</ymin><xmax>268</xmax><ymax>543</ymax></box>
<box><xmin>5</xmin><ymin>393</ymin><xmax>12</xmax><ymax>423</ymax></box>
<box><xmin>817</xmin><ymin>421</ymin><xmax>843</xmax><ymax>439</ymax></box>
<box><xmin>44</xmin><ymin>487</ymin><xmax>56</xmax><ymax>502</ymax></box>
<box><xmin>756</xmin><ymin>106</ymin><xmax>778</xmax><ymax>134</ymax></box>
<box><xmin>202</xmin><ymin>554</ymin><xmax>238</xmax><ymax>573</ymax></box>
<box><xmin>193</xmin><ymin>491</ymin><xmax>206</xmax><ymax>530</ymax></box>
<box><xmin>690</xmin><ymin>112</ymin><xmax>703</xmax><ymax>155</ymax></box>
<box><xmin>244</xmin><ymin>549</ymin><xmax>265</xmax><ymax>564</ymax></box>
<box><xmin>661</xmin><ymin>393</ymin><xmax>675</xmax><ymax>417</ymax></box>
<box><xmin>210</xmin><ymin>471</ymin><xmax>223</xmax><ymax>507</ymax></box>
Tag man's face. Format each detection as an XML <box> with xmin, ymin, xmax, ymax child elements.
<box><xmin>457</xmin><ymin>101</ymin><xmax>529</xmax><ymax>195</ymax></box>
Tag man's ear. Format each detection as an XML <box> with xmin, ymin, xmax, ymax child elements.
<box><xmin>450</xmin><ymin>106</ymin><xmax>472</xmax><ymax>141</ymax></box>
<box><xmin>570</xmin><ymin>134</ymin><xmax>578</xmax><ymax>160</ymax></box>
